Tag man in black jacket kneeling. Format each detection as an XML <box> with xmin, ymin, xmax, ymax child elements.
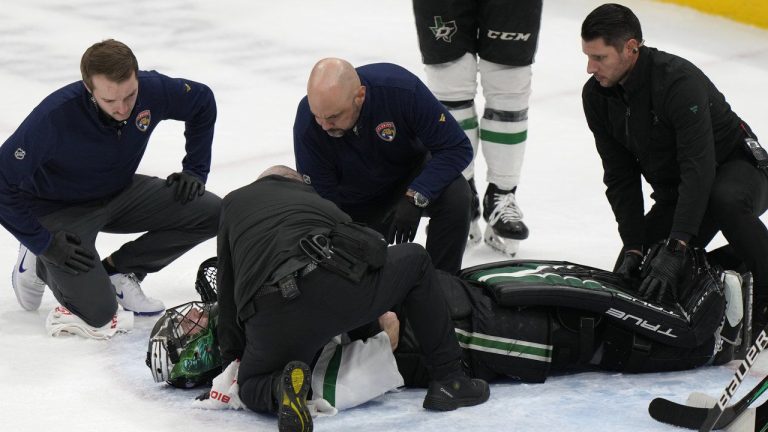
<box><xmin>216</xmin><ymin>165</ymin><xmax>489</xmax><ymax>432</ymax></box>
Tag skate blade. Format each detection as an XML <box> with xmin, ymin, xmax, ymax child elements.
<box><xmin>484</xmin><ymin>227</ymin><xmax>520</xmax><ymax>257</ymax></box>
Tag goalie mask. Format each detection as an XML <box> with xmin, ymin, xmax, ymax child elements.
<box><xmin>146</xmin><ymin>301</ymin><xmax>222</xmax><ymax>388</ymax></box>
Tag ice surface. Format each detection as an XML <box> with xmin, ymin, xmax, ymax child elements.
<box><xmin>2</xmin><ymin>1</ymin><xmax>768</xmax><ymax>430</ymax></box>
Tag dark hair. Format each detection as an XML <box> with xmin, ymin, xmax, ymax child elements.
<box><xmin>581</xmin><ymin>3</ymin><xmax>643</xmax><ymax>51</ymax></box>
<box><xmin>80</xmin><ymin>39</ymin><xmax>138</xmax><ymax>89</ymax></box>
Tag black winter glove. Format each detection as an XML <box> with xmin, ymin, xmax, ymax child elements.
<box><xmin>166</xmin><ymin>171</ymin><xmax>205</xmax><ymax>204</ymax></box>
<box><xmin>41</xmin><ymin>231</ymin><xmax>95</xmax><ymax>275</ymax></box>
<box><xmin>386</xmin><ymin>196</ymin><xmax>423</xmax><ymax>244</ymax></box>
<box><xmin>614</xmin><ymin>251</ymin><xmax>644</xmax><ymax>282</ymax></box>
<box><xmin>638</xmin><ymin>241</ymin><xmax>688</xmax><ymax>303</ymax></box>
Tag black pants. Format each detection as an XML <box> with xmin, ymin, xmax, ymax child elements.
<box><xmin>36</xmin><ymin>175</ymin><xmax>221</xmax><ymax>326</ymax></box>
<box><xmin>344</xmin><ymin>176</ymin><xmax>471</xmax><ymax>275</ymax></box>
<box><xmin>640</xmin><ymin>155</ymin><xmax>768</xmax><ymax>296</ymax></box>
<box><xmin>236</xmin><ymin>243</ymin><xmax>463</xmax><ymax>413</ymax></box>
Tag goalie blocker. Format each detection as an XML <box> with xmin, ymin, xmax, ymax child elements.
<box><xmin>396</xmin><ymin>244</ymin><xmax>749</xmax><ymax>386</ymax></box>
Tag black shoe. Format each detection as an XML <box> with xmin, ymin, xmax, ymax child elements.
<box><xmin>277</xmin><ymin>361</ymin><xmax>313</xmax><ymax>432</ymax></box>
<box><xmin>422</xmin><ymin>375</ymin><xmax>490</xmax><ymax>411</ymax></box>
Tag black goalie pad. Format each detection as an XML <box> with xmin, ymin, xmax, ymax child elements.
<box><xmin>459</xmin><ymin>250</ymin><xmax>725</xmax><ymax>348</ymax></box>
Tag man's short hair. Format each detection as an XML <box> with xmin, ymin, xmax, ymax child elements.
<box><xmin>581</xmin><ymin>3</ymin><xmax>643</xmax><ymax>51</ymax></box>
<box><xmin>80</xmin><ymin>39</ymin><xmax>139</xmax><ymax>89</ymax></box>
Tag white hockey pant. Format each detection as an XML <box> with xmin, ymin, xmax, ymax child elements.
<box><xmin>425</xmin><ymin>53</ymin><xmax>531</xmax><ymax>190</ymax></box>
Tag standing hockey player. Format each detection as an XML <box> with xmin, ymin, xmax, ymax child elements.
<box><xmin>412</xmin><ymin>0</ymin><xmax>543</xmax><ymax>256</ymax></box>
<box><xmin>581</xmin><ymin>4</ymin><xmax>768</xmax><ymax>332</ymax></box>
<box><xmin>293</xmin><ymin>58</ymin><xmax>473</xmax><ymax>274</ymax></box>
<box><xmin>1</xmin><ymin>39</ymin><xmax>221</xmax><ymax>331</ymax></box>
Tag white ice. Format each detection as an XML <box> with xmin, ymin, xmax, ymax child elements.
<box><xmin>1</xmin><ymin>0</ymin><xmax>768</xmax><ymax>431</ymax></box>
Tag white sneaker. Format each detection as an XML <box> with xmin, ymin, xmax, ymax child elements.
<box><xmin>12</xmin><ymin>244</ymin><xmax>46</xmax><ymax>311</ymax></box>
<box><xmin>110</xmin><ymin>273</ymin><xmax>165</xmax><ymax>315</ymax></box>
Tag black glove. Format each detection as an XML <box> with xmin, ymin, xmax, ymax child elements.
<box><xmin>386</xmin><ymin>196</ymin><xmax>423</xmax><ymax>244</ymax></box>
<box><xmin>166</xmin><ymin>171</ymin><xmax>205</xmax><ymax>204</ymax></box>
<box><xmin>614</xmin><ymin>251</ymin><xmax>644</xmax><ymax>282</ymax></box>
<box><xmin>41</xmin><ymin>231</ymin><xmax>95</xmax><ymax>275</ymax></box>
<box><xmin>638</xmin><ymin>241</ymin><xmax>688</xmax><ymax>303</ymax></box>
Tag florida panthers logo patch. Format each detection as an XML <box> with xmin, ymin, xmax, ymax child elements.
<box><xmin>376</xmin><ymin>122</ymin><xmax>396</xmax><ymax>142</ymax></box>
<box><xmin>135</xmin><ymin>110</ymin><xmax>151</xmax><ymax>132</ymax></box>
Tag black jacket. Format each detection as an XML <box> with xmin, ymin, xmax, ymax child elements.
<box><xmin>216</xmin><ymin>175</ymin><xmax>351</xmax><ymax>365</ymax></box>
<box><xmin>582</xmin><ymin>46</ymin><xmax>748</xmax><ymax>248</ymax></box>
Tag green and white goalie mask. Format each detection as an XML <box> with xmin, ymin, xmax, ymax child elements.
<box><xmin>146</xmin><ymin>301</ymin><xmax>222</xmax><ymax>388</ymax></box>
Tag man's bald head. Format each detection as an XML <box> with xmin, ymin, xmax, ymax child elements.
<box><xmin>307</xmin><ymin>58</ymin><xmax>359</xmax><ymax>98</ymax></box>
<box><xmin>257</xmin><ymin>165</ymin><xmax>304</xmax><ymax>183</ymax></box>
<box><xmin>306</xmin><ymin>58</ymin><xmax>366</xmax><ymax>138</ymax></box>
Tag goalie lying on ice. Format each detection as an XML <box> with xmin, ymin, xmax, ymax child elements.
<box><xmin>153</xmin><ymin>243</ymin><xmax>750</xmax><ymax>415</ymax></box>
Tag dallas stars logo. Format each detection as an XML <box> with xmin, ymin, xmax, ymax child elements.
<box><xmin>430</xmin><ymin>16</ymin><xmax>457</xmax><ymax>42</ymax></box>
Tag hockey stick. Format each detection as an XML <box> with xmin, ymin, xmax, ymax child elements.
<box><xmin>648</xmin><ymin>374</ymin><xmax>768</xmax><ymax>429</ymax></box>
<box><xmin>698</xmin><ymin>328</ymin><xmax>768</xmax><ymax>431</ymax></box>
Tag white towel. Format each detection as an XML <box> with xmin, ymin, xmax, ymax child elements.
<box><xmin>45</xmin><ymin>305</ymin><xmax>133</xmax><ymax>340</ymax></box>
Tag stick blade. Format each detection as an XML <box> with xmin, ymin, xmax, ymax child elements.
<box><xmin>648</xmin><ymin>397</ymin><xmax>708</xmax><ymax>429</ymax></box>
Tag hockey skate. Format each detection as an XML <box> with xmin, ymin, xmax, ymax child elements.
<box><xmin>713</xmin><ymin>271</ymin><xmax>752</xmax><ymax>364</ymax></box>
<box><xmin>12</xmin><ymin>243</ymin><xmax>46</xmax><ymax>311</ymax></box>
<box><xmin>482</xmin><ymin>183</ymin><xmax>529</xmax><ymax>257</ymax></box>
<box><xmin>111</xmin><ymin>273</ymin><xmax>165</xmax><ymax>315</ymax></box>
<box><xmin>467</xmin><ymin>178</ymin><xmax>482</xmax><ymax>247</ymax></box>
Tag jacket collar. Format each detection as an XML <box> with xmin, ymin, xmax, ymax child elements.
<box><xmin>619</xmin><ymin>45</ymin><xmax>652</xmax><ymax>99</ymax></box>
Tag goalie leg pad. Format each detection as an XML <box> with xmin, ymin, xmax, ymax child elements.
<box><xmin>596</xmin><ymin>324</ymin><xmax>713</xmax><ymax>373</ymax></box>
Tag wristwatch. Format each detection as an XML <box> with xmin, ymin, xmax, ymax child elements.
<box><xmin>664</xmin><ymin>238</ymin><xmax>687</xmax><ymax>253</ymax></box>
<box><xmin>405</xmin><ymin>189</ymin><xmax>430</xmax><ymax>208</ymax></box>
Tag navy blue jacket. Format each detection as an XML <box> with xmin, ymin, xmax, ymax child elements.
<box><xmin>293</xmin><ymin>63</ymin><xmax>471</xmax><ymax>212</ymax></box>
<box><xmin>0</xmin><ymin>70</ymin><xmax>217</xmax><ymax>254</ymax></box>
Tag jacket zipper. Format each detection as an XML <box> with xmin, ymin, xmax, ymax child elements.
<box><xmin>624</xmin><ymin>105</ymin><xmax>630</xmax><ymax>139</ymax></box>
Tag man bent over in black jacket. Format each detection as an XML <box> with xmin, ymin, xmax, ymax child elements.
<box><xmin>216</xmin><ymin>165</ymin><xmax>489</xmax><ymax>432</ymax></box>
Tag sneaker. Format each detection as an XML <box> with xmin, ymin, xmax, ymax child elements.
<box><xmin>467</xmin><ymin>178</ymin><xmax>482</xmax><ymax>247</ymax></box>
<box><xmin>482</xmin><ymin>183</ymin><xmax>529</xmax><ymax>256</ymax></box>
<box><xmin>277</xmin><ymin>361</ymin><xmax>313</xmax><ymax>432</ymax></box>
<box><xmin>110</xmin><ymin>273</ymin><xmax>165</xmax><ymax>315</ymax></box>
<box><xmin>12</xmin><ymin>244</ymin><xmax>46</xmax><ymax>311</ymax></box>
<box><xmin>422</xmin><ymin>375</ymin><xmax>490</xmax><ymax>411</ymax></box>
